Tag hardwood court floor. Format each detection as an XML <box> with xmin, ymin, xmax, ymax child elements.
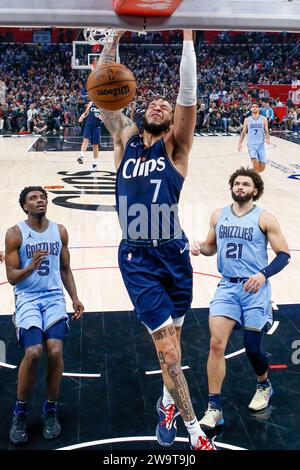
<box><xmin>0</xmin><ymin>133</ymin><xmax>299</xmax><ymax>451</ymax></box>
<box><xmin>0</xmin><ymin>133</ymin><xmax>299</xmax><ymax>313</ymax></box>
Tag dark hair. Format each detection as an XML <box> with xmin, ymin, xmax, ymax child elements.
<box><xmin>228</xmin><ymin>167</ymin><xmax>264</xmax><ymax>201</ymax></box>
<box><xmin>146</xmin><ymin>96</ymin><xmax>173</xmax><ymax>111</ymax></box>
<box><xmin>19</xmin><ymin>186</ymin><xmax>48</xmax><ymax>213</ymax></box>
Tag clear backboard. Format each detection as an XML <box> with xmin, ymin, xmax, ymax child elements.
<box><xmin>0</xmin><ymin>1</ymin><xmax>300</xmax><ymax>32</ymax></box>
<box><xmin>72</xmin><ymin>41</ymin><xmax>103</xmax><ymax>70</ymax></box>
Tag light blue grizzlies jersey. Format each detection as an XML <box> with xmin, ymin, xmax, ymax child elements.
<box><xmin>14</xmin><ymin>221</ymin><xmax>63</xmax><ymax>295</ymax></box>
<box><xmin>247</xmin><ymin>115</ymin><xmax>265</xmax><ymax>145</ymax></box>
<box><xmin>216</xmin><ymin>205</ymin><xmax>268</xmax><ymax>278</ymax></box>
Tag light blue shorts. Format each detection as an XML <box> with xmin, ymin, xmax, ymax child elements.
<box><xmin>209</xmin><ymin>278</ymin><xmax>273</xmax><ymax>331</ymax></box>
<box><xmin>14</xmin><ymin>290</ymin><xmax>68</xmax><ymax>331</ymax></box>
<box><xmin>248</xmin><ymin>144</ymin><xmax>267</xmax><ymax>163</ymax></box>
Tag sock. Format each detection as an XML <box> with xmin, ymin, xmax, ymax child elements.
<box><xmin>184</xmin><ymin>417</ymin><xmax>206</xmax><ymax>446</ymax></box>
<box><xmin>257</xmin><ymin>378</ymin><xmax>270</xmax><ymax>388</ymax></box>
<box><xmin>80</xmin><ymin>152</ymin><xmax>85</xmax><ymax>158</ymax></box>
<box><xmin>162</xmin><ymin>385</ymin><xmax>175</xmax><ymax>407</ymax></box>
<box><xmin>14</xmin><ymin>400</ymin><xmax>27</xmax><ymax>416</ymax></box>
<box><xmin>208</xmin><ymin>393</ymin><xmax>221</xmax><ymax>409</ymax></box>
<box><xmin>43</xmin><ymin>399</ymin><xmax>57</xmax><ymax>414</ymax></box>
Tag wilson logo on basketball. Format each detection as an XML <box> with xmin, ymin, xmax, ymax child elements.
<box><xmin>97</xmin><ymin>85</ymin><xmax>130</xmax><ymax>97</ymax></box>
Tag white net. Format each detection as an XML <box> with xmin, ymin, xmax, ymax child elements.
<box><xmin>83</xmin><ymin>28</ymin><xmax>118</xmax><ymax>46</ymax></box>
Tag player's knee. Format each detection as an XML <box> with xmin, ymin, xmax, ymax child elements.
<box><xmin>244</xmin><ymin>330</ymin><xmax>261</xmax><ymax>357</ymax></box>
<box><xmin>210</xmin><ymin>336</ymin><xmax>226</xmax><ymax>356</ymax></box>
<box><xmin>46</xmin><ymin>345</ymin><xmax>63</xmax><ymax>364</ymax></box>
<box><xmin>25</xmin><ymin>345</ymin><xmax>43</xmax><ymax>364</ymax></box>
<box><xmin>161</xmin><ymin>344</ymin><xmax>180</xmax><ymax>367</ymax></box>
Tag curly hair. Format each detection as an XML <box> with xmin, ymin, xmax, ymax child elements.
<box><xmin>19</xmin><ymin>186</ymin><xmax>48</xmax><ymax>213</ymax></box>
<box><xmin>228</xmin><ymin>167</ymin><xmax>264</xmax><ymax>201</ymax></box>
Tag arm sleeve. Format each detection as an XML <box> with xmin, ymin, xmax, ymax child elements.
<box><xmin>176</xmin><ymin>40</ymin><xmax>197</xmax><ymax>107</ymax></box>
<box><xmin>260</xmin><ymin>251</ymin><xmax>290</xmax><ymax>279</ymax></box>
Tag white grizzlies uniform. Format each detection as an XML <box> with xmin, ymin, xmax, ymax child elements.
<box><xmin>247</xmin><ymin>115</ymin><xmax>267</xmax><ymax>163</ymax></box>
<box><xmin>210</xmin><ymin>205</ymin><xmax>273</xmax><ymax>331</ymax></box>
<box><xmin>14</xmin><ymin>221</ymin><xmax>68</xmax><ymax>332</ymax></box>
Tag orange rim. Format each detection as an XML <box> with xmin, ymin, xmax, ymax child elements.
<box><xmin>44</xmin><ymin>185</ymin><xmax>65</xmax><ymax>189</ymax></box>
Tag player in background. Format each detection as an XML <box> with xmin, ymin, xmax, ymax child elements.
<box><xmin>191</xmin><ymin>167</ymin><xmax>290</xmax><ymax>429</ymax></box>
<box><xmin>238</xmin><ymin>103</ymin><xmax>270</xmax><ymax>173</ymax></box>
<box><xmin>77</xmin><ymin>101</ymin><xmax>103</xmax><ymax>172</ymax></box>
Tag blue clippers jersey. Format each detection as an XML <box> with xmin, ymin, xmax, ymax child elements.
<box><xmin>116</xmin><ymin>134</ymin><xmax>184</xmax><ymax>240</ymax></box>
<box><xmin>247</xmin><ymin>115</ymin><xmax>265</xmax><ymax>145</ymax></box>
<box><xmin>86</xmin><ymin>103</ymin><xmax>102</xmax><ymax>127</ymax></box>
<box><xmin>216</xmin><ymin>205</ymin><xmax>268</xmax><ymax>277</ymax></box>
<box><xmin>14</xmin><ymin>221</ymin><xmax>63</xmax><ymax>295</ymax></box>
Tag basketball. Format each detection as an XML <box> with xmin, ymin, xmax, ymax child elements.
<box><xmin>87</xmin><ymin>62</ymin><xmax>136</xmax><ymax>111</ymax></box>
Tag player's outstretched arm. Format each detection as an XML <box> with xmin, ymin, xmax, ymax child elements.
<box><xmin>96</xmin><ymin>30</ymin><xmax>138</xmax><ymax>163</ymax></box>
<box><xmin>172</xmin><ymin>30</ymin><xmax>197</xmax><ymax>172</ymax></box>
<box><xmin>243</xmin><ymin>212</ymin><xmax>290</xmax><ymax>293</ymax></box>
<box><xmin>78</xmin><ymin>102</ymin><xmax>92</xmax><ymax>123</ymax></box>
<box><xmin>238</xmin><ymin>118</ymin><xmax>248</xmax><ymax>151</ymax></box>
<box><xmin>264</xmin><ymin>117</ymin><xmax>270</xmax><ymax>145</ymax></box>
<box><xmin>58</xmin><ymin>225</ymin><xmax>84</xmax><ymax>320</ymax></box>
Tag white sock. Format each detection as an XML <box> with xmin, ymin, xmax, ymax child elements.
<box><xmin>184</xmin><ymin>418</ymin><xmax>206</xmax><ymax>446</ymax></box>
<box><xmin>80</xmin><ymin>152</ymin><xmax>85</xmax><ymax>158</ymax></box>
<box><xmin>162</xmin><ymin>385</ymin><xmax>175</xmax><ymax>407</ymax></box>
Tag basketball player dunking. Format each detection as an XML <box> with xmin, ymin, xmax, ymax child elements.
<box><xmin>97</xmin><ymin>30</ymin><xmax>215</xmax><ymax>450</ymax></box>
<box><xmin>238</xmin><ymin>103</ymin><xmax>270</xmax><ymax>173</ymax></box>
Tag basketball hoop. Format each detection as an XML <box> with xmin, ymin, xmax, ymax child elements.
<box><xmin>83</xmin><ymin>28</ymin><xmax>118</xmax><ymax>46</ymax></box>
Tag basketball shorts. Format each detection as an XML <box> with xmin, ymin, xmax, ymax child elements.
<box><xmin>18</xmin><ymin>319</ymin><xmax>69</xmax><ymax>349</ymax></box>
<box><xmin>14</xmin><ymin>289</ymin><xmax>68</xmax><ymax>333</ymax></box>
<box><xmin>210</xmin><ymin>278</ymin><xmax>273</xmax><ymax>331</ymax></box>
<box><xmin>248</xmin><ymin>144</ymin><xmax>267</xmax><ymax>163</ymax></box>
<box><xmin>118</xmin><ymin>236</ymin><xmax>193</xmax><ymax>332</ymax></box>
<box><xmin>83</xmin><ymin>124</ymin><xmax>101</xmax><ymax>145</ymax></box>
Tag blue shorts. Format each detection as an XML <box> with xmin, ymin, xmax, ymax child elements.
<box><xmin>118</xmin><ymin>236</ymin><xmax>193</xmax><ymax>331</ymax></box>
<box><xmin>14</xmin><ymin>290</ymin><xmax>68</xmax><ymax>332</ymax></box>
<box><xmin>19</xmin><ymin>319</ymin><xmax>69</xmax><ymax>349</ymax></box>
<box><xmin>248</xmin><ymin>144</ymin><xmax>266</xmax><ymax>163</ymax></box>
<box><xmin>209</xmin><ymin>278</ymin><xmax>273</xmax><ymax>331</ymax></box>
<box><xmin>83</xmin><ymin>124</ymin><xmax>101</xmax><ymax>145</ymax></box>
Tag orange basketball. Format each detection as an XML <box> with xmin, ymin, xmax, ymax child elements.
<box><xmin>87</xmin><ymin>62</ymin><xmax>136</xmax><ymax>111</ymax></box>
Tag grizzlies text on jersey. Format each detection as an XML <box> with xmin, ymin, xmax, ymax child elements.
<box><xmin>216</xmin><ymin>205</ymin><xmax>268</xmax><ymax>278</ymax></box>
<box><xmin>210</xmin><ymin>205</ymin><xmax>272</xmax><ymax>330</ymax></box>
<box><xmin>14</xmin><ymin>220</ymin><xmax>63</xmax><ymax>295</ymax></box>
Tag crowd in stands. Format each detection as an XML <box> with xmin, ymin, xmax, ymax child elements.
<box><xmin>0</xmin><ymin>31</ymin><xmax>299</xmax><ymax>135</ymax></box>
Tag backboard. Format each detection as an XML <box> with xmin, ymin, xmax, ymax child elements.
<box><xmin>0</xmin><ymin>1</ymin><xmax>300</xmax><ymax>32</ymax></box>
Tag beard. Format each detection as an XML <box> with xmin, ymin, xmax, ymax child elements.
<box><xmin>143</xmin><ymin>116</ymin><xmax>171</xmax><ymax>136</ymax></box>
<box><xmin>231</xmin><ymin>190</ymin><xmax>255</xmax><ymax>203</ymax></box>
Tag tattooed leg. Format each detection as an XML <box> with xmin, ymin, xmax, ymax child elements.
<box><xmin>152</xmin><ymin>324</ymin><xmax>195</xmax><ymax>422</ymax></box>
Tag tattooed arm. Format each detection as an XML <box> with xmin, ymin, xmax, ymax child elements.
<box><xmin>96</xmin><ymin>31</ymin><xmax>138</xmax><ymax>169</ymax></box>
<box><xmin>100</xmin><ymin>109</ymin><xmax>138</xmax><ymax>169</ymax></box>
